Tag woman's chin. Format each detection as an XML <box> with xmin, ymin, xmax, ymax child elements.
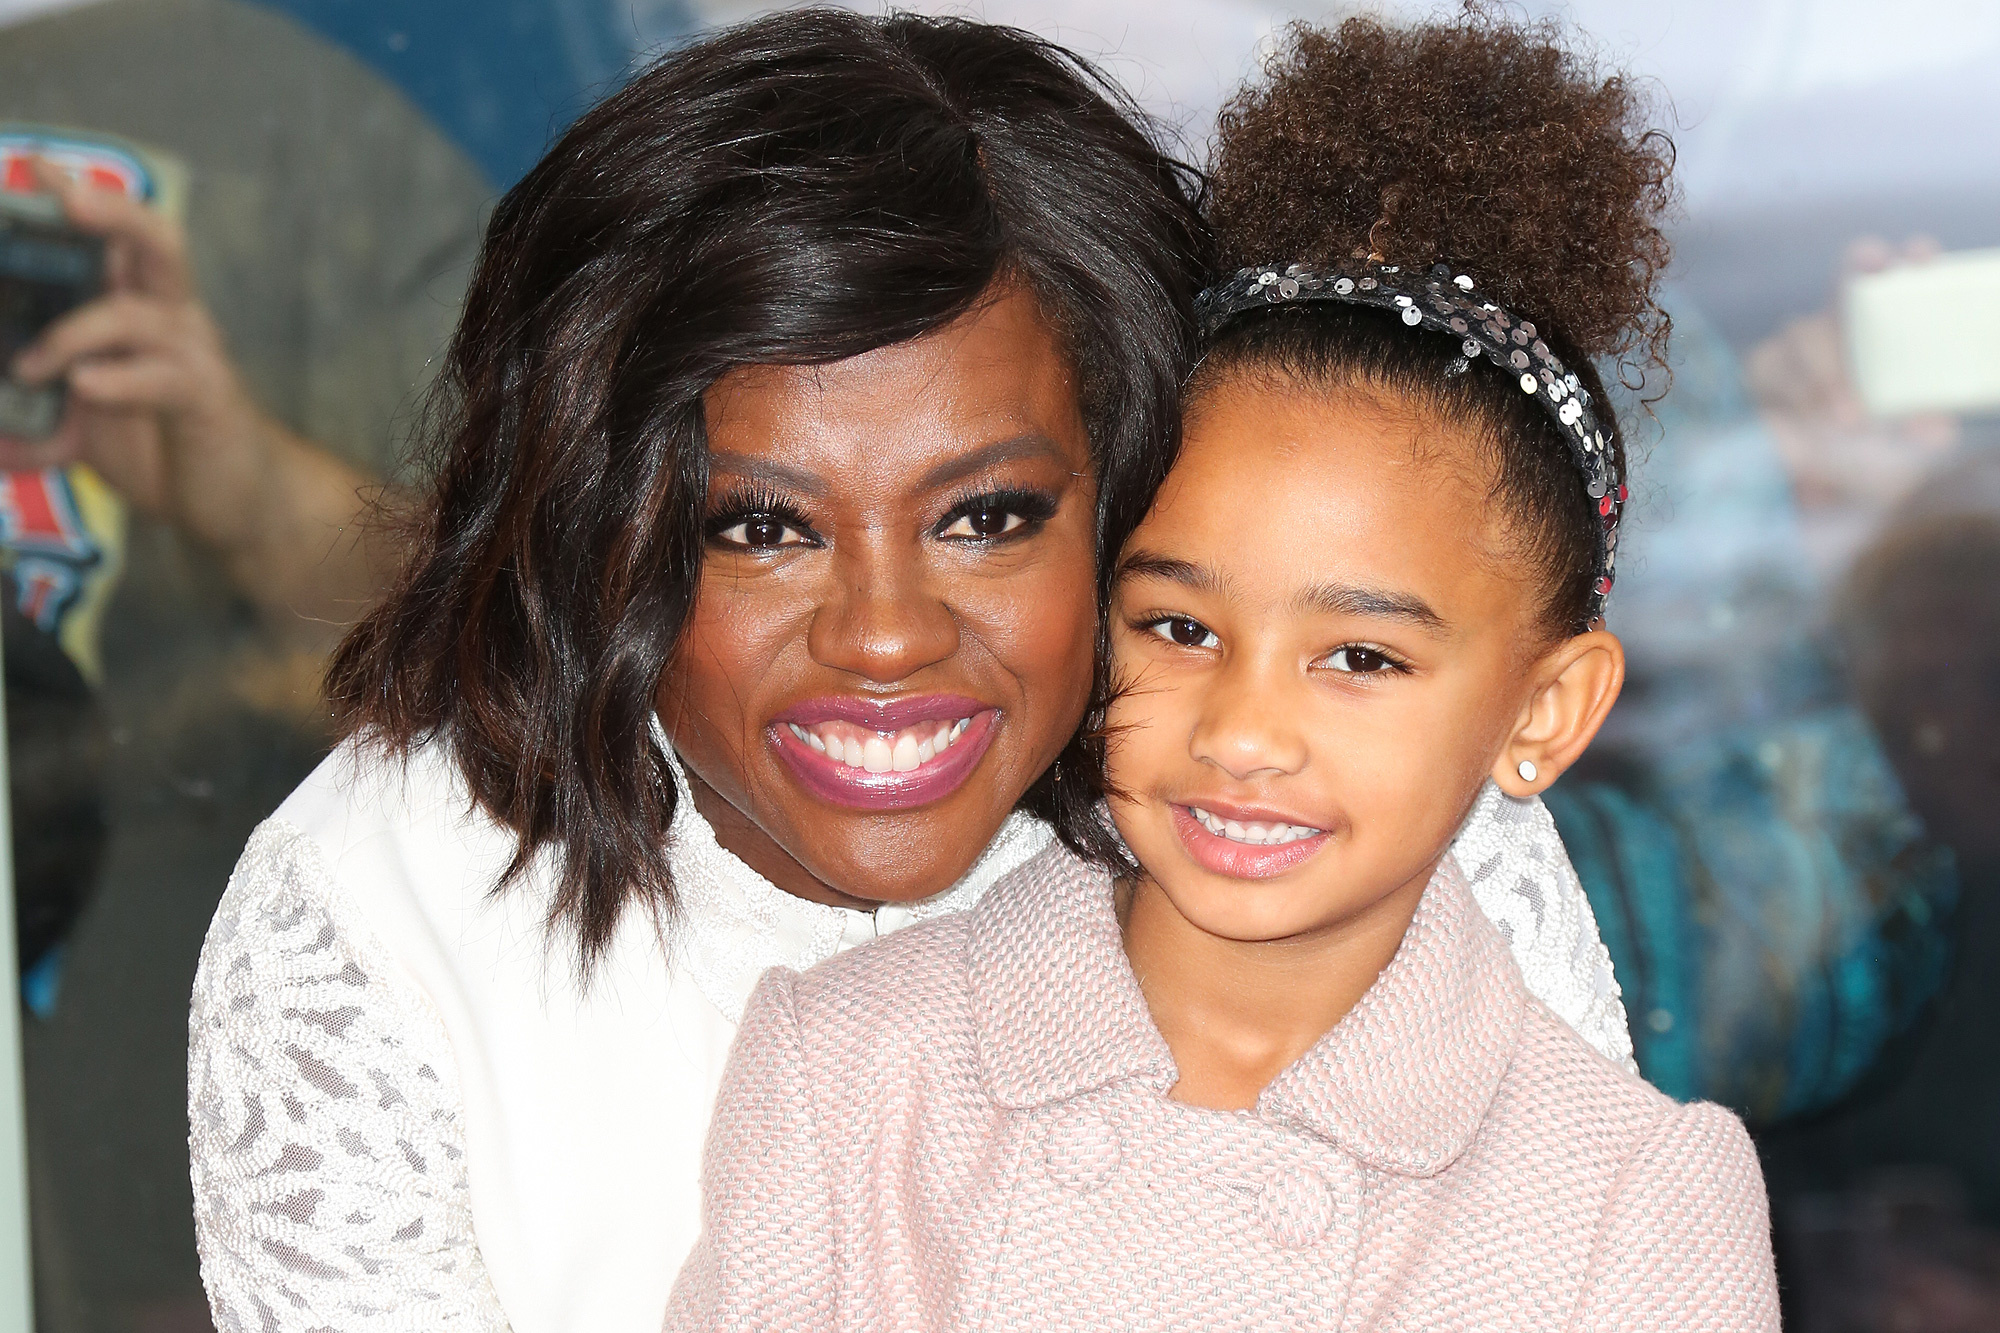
<box><xmin>802</xmin><ymin>831</ymin><xmax>999</xmax><ymax>906</ymax></box>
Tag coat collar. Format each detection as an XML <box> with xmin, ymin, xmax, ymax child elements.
<box><xmin>968</xmin><ymin>845</ymin><xmax>1527</xmax><ymax>1178</ymax></box>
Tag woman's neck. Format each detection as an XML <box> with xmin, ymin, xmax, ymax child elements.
<box><xmin>1117</xmin><ymin>863</ymin><xmax>1433</xmax><ymax>1111</ymax></box>
<box><xmin>684</xmin><ymin>765</ymin><xmax>885</xmax><ymax>910</ymax></box>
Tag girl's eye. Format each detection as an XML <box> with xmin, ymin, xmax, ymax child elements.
<box><xmin>1147</xmin><ymin>616</ymin><xmax>1220</xmax><ymax>649</ymax></box>
<box><xmin>1320</xmin><ymin>645</ymin><xmax>1400</xmax><ymax>674</ymax></box>
<box><xmin>711</xmin><ymin>516</ymin><xmax>812</xmax><ymax>549</ymax></box>
<box><xmin>938</xmin><ymin>507</ymin><xmax>1029</xmax><ymax>539</ymax></box>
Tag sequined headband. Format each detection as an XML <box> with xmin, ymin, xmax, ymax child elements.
<box><xmin>1195</xmin><ymin>260</ymin><xmax>1625</xmax><ymax>622</ymax></box>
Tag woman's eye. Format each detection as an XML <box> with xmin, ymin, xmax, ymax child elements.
<box><xmin>1148</xmin><ymin>616</ymin><xmax>1220</xmax><ymax>649</ymax></box>
<box><xmin>713</xmin><ymin>516</ymin><xmax>811</xmax><ymax>549</ymax></box>
<box><xmin>938</xmin><ymin>507</ymin><xmax>1030</xmax><ymax>540</ymax></box>
<box><xmin>1321</xmin><ymin>645</ymin><xmax>1398</xmax><ymax>674</ymax></box>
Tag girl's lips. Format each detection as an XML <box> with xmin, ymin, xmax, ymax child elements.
<box><xmin>771</xmin><ymin>703</ymin><xmax>1000</xmax><ymax>811</ymax></box>
<box><xmin>1170</xmin><ymin>802</ymin><xmax>1329</xmax><ymax>880</ymax></box>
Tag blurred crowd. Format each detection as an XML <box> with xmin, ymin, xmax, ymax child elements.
<box><xmin>0</xmin><ymin>0</ymin><xmax>1995</xmax><ymax>1330</ymax></box>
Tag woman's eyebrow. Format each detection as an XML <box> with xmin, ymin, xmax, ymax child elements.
<box><xmin>1293</xmin><ymin>580</ymin><xmax>1446</xmax><ymax>632</ymax></box>
<box><xmin>919</xmin><ymin>434</ymin><xmax>1068</xmax><ymax>492</ymax></box>
<box><xmin>705</xmin><ymin>452</ymin><xmax>827</xmax><ymax>498</ymax></box>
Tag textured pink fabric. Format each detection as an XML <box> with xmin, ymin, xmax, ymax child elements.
<box><xmin>666</xmin><ymin>844</ymin><xmax>1779</xmax><ymax>1331</ymax></box>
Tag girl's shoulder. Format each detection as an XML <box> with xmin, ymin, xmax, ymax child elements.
<box><xmin>1496</xmin><ymin>993</ymin><xmax>1758</xmax><ymax>1196</ymax></box>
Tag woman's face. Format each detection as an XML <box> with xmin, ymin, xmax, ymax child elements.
<box><xmin>658</xmin><ymin>286</ymin><xmax>1099</xmax><ymax>907</ymax></box>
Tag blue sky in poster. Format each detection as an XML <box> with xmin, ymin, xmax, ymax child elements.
<box><xmin>249</xmin><ymin>0</ymin><xmax>696</xmax><ymax>187</ymax></box>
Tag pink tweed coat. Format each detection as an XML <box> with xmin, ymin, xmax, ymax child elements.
<box><xmin>666</xmin><ymin>843</ymin><xmax>1779</xmax><ymax>1332</ymax></box>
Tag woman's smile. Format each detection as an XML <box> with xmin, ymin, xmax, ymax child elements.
<box><xmin>771</xmin><ymin>694</ymin><xmax>1001</xmax><ymax>810</ymax></box>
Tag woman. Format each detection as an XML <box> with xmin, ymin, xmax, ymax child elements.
<box><xmin>187</xmin><ymin>11</ymin><xmax>1626</xmax><ymax>1333</ymax></box>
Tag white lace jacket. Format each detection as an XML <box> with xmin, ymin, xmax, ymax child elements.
<box><xmin>188</xmin><ymin>737</ymin><xmax>1631</xmax><ymax>1333</ymax></box>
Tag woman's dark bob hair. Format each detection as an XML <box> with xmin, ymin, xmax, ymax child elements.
<box><xmin>328</xmin><ymin>8</ymin><xmax>1209</xmax><ymax>961</ymax></box>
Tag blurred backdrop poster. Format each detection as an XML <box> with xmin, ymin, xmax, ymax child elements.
<box><xmin>0</xmin><ymin>1</ymin><xmax>1992</xmax><ymax>1331</ymax></box>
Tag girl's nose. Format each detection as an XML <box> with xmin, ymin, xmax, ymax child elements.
<box><xmin>806</xmin><ymin>533</ymin><xmax>961</xmax><ymax>685</ymax></box>
<box><xmin>1187</xmin><ymin>662</ymin><xmax>1310</xmax><ymax>782</ymax></box>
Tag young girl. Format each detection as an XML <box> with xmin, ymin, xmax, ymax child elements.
<box><xmin>665</xmin><ymin>14</ymin><xmax>1778</xmax><ymax>1331</ymax></box>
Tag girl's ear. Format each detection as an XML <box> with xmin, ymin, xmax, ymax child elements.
<box><xmin>1492</xmin><ymin>630</ymin><xmax>1626</xmax><ymax>797</ymax></box>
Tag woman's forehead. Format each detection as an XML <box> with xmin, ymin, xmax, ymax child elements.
<box><xmin>702</xmin><ymin>287</ymin><xmax>1091</xmax><ymax>493</ymax></box>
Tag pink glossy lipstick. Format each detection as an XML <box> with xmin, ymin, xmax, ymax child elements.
<box><xmin>771</xmin><ymin>693</ymin><xmax>999</xmax><ymax>811</ymax></box>
<box><xmin>1170</xmin><ymin>800</ymin><xmax>1330</xmax><ymax>879</ymax></box>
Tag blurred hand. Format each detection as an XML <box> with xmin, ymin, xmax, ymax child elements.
<box><xmin>0</xmin><ymin>159</ymin><xmax>389</xmax><ymax>648</ymax></box>
<box><xmin>0</xmin><ymin>158</ymin><xmax>293</xmax><ymax>555</ymax></box>
<box><xmin>1745</xmin><ymin>237</ymin><xmax>1958</xmax><ymax>513</ymax></box>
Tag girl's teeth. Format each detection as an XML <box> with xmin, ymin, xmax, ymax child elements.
<box><xmin>862</xmin><ymin>735</ymin><xmax>893</xmax><ymax>773</ymax></box>
<box><xmin>917</xmin><ymin>738</ymin><xmax>936</xmax><ymax>764</ymax></box>
<box><xmin>1190</xmin><ymin>806</ymin><xmax>1320</xmax><ymax>846</ymax></box>
<box><xmin>891</xmin><ymin>734</ymin><xmax>921</xmax><ymax>772</ymax></box>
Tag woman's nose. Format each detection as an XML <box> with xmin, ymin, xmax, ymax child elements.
<box><xmin>806</xmin><ymin>533</ymin><xmax>961</xmax><ymax>685</ymax></box>
<box><xmin>1187</xmin><ymin>660</ymin><xmax>1310</xmax><ymax>782</ymax></box>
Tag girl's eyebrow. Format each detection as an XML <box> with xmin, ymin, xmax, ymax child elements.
<box><xmin>1117</xmin><ymin>550</ymin><xmax>1226</xmax><ymax>595</ymax></box>
<box><xmin>1118</xmin><ymin>550</ymin><xmax>1446</xmax><ymax>633</ymax></box>
<box><xmin>1293</xmin><ymin>580</ymin><xmax>1446</xmax><ymax>632</ymax></box>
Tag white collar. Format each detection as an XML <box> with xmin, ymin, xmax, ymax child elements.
<box><xmin>652</xmin><ymin>720</ymin><xmax>1052</xmax><ymax>1022</ymax></box>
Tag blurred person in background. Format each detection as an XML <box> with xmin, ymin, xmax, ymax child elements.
<box><xmin>0</xmin><ymin>1</ymin><xmax>493</xmax><ymax>1327</ymax></box>
<box><xmin>1743</xmin><ymin>250</ymin><xmax>2000</xmax><ymax>1331</ymax></box>
<box><xmin>1546</xmin><ymin>284</ymin><xmax>1956</xmax><ymax>1127</ymax></box>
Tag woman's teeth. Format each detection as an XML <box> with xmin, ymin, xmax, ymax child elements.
<box><xmin>788</xmin><ymin>717</ymin><xmax>973</xmax><ymax>773</ymax></box>
<box><xmin>1190</xmin><ymin>806</ymin><xmax>1322</xmax><ymax>846</ymax></box>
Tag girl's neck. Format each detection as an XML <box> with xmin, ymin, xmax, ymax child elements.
<box><xmin>1117</xmin><ymin>861</ymin><xmax>1435</xmax><ymax>1111</ymax></box>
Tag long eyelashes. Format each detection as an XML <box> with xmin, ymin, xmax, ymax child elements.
<box><xmin>702</xmin><ymin>484</ymin><xmax>1060</xmax><ymax>549</ymax></box>
<box><xmin>703</xmin><ymin>486</ymin><xmax>819</xmax><ymax>548</ymax></box>
<box><xmin>932</xmin><ymin>486</ymin><xmax>1060</xmax><ymax>540</ymax></box>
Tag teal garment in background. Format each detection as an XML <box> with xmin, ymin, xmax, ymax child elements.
<box><xmin>1543</xmin><ymin>782</ymin><xmax>1700</xmax><ymax>1099</ymax></box>
<box><xmin>1552</xmin><ymin>711</ymin><xmax>1956</xmax><ymax>1125</ymax></box>
<box><xmin>1559</xmin><ymin>295</ymin><xmax>1960</xmax><ymax>1126</ymax></box>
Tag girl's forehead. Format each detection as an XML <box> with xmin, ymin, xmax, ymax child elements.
<box><xmin>1138</xmin><ymin>386</ymin><xmax>1521</xmax><ymax>618</ymax></box>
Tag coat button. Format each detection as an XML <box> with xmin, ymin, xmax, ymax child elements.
<box><xmin>1043</xmin><ymin>1110</ymin><xmax>1122</xmax><ymax>1191</ymax></box>
<box><xmin>1258</xmin><ymin>1165</ymin><xmax>1337</xmax><ymax>1248</ymax></box>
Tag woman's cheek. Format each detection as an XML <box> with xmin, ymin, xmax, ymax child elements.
<box><xmin>959</xmin><ymin>560</ymin><xmax>1096</xmax><ymax>735</ymax></box>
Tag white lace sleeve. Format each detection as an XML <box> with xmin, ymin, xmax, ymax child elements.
<box><xmin>1450</xmin><ymin>783</ymin><xmax>1637</xmax><ymax>1072</ymax></box>
<box><xmin>188</xmin><ymin>819</ymin><xmax>513</xmax><ymax>1333</ymax></box>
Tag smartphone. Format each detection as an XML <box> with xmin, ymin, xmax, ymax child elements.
<box><xmin>1845</xmin><ymin>247</ymin><xmax>2000</xmax><ymax>419</ymax></box>
<box><xmin>0</xmin><ymin>191</ymin><xmax>104</xmax><ymax>440</ymax></box>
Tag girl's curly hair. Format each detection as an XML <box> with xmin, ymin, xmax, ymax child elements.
<box><xmin>1194</xmin><ymin>8</ymin><xmax>1677</xmax><ymax>636</ymax></box>
<box><xmin>1209</xmin><ymin>8</ymin><xmax>1675</xmax><ymax>373</ymax></box>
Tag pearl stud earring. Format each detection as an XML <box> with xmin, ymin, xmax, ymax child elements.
<box><xmin>1517</xmin><ymin>759</ymin><xmax>1538</xmax><ymax>783</ymax></box>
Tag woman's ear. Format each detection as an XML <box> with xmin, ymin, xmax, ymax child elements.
<box><xmin>1492</xmin><ymin>629</ymin><xmax>1625</xmax><ymax>796</ymax></box>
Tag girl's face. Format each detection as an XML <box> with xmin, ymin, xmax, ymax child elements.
<box><xmin>1106</xmin><ymin>377</ymin><xmax>1619</xmax><ymax>944</ymax></box>
<box><xmin>657</xmin><ymin>286</ymin><xmax>1099</xmax><ymax>907</ymax></box>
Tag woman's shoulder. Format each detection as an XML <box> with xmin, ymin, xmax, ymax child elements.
<box><xmin>271</xmin><ymin>732</ymin><xmax>510</xmax><ymax>869</ymax></box>
<box><xmin>244</xmin><ymin>732</ymin><xmax>527</xmax><ymax>936</ymax></box>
